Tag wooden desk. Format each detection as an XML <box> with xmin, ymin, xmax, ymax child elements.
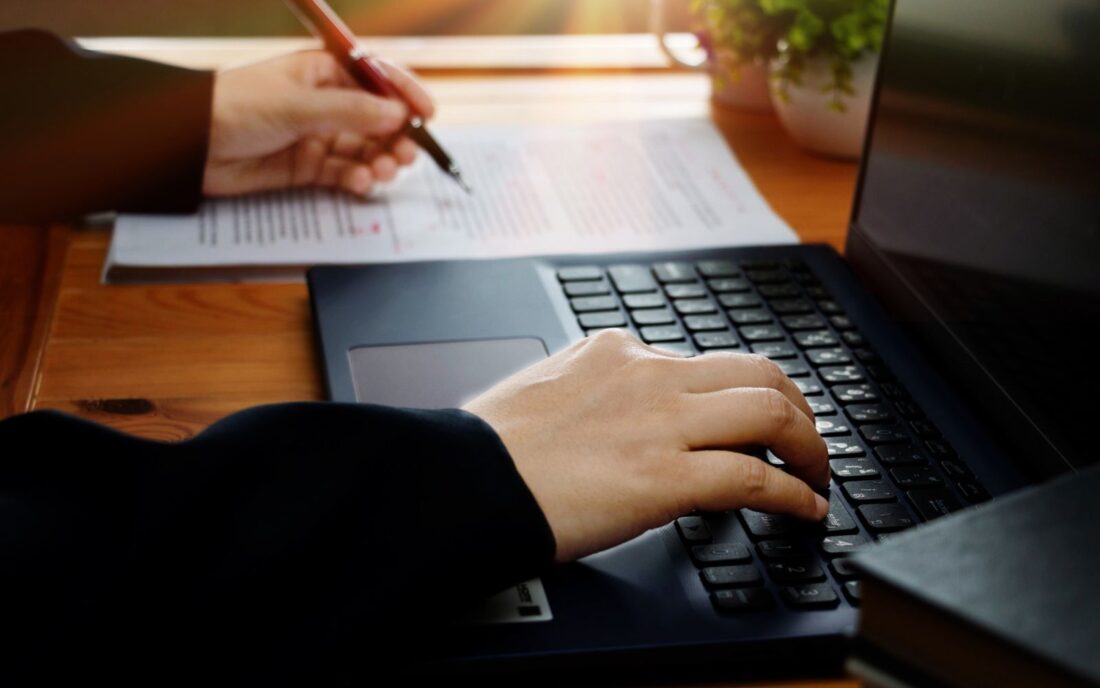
<box><xmin>0</xmin><ymin>37</ymin><xmax>858</xmax><ymax>687</ymax></box>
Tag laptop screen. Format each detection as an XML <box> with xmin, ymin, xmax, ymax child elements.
<box><xmin>848</xmin><ymin>0</ymin><xmax>1100</xmax><ymax>477</ymax></box>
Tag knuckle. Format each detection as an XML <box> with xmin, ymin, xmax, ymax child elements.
<box><xmin>741</xmin><ymin>458</ymin><xmax>771</xmax><ymax>495</ymax></box>
<box><xmin>761</xmin><ymin>388</ymin><xmax>798</xmax><ymax>434</ymax></box>
<box><xmin>748</xmin><ymin>354</ymin><xmax>786</xmax><ymax>389</ymax></box>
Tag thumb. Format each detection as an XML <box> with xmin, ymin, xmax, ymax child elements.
<box><xmin>290</xmin><ymin>88</ymin><xmax>408</xmax><ymax>137</ymax></box>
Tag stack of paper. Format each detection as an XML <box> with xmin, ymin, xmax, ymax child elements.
<box><xmin>105</xmin><ymin>119</ymin><xmax>796</xmax><ymax>283</ymax></box>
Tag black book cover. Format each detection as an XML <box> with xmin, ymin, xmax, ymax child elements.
<box><xmin>851</xmin><ymin>465</ymin><xmax>1100</xmax><ymax>688</ymax></box>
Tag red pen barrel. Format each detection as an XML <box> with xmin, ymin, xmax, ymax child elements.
<box><xmin>347</xmin><ymin>54</ymin><xmax>402</xmax><ymax>101</ymax></box>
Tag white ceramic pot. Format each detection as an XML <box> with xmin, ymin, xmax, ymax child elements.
<box><xmin>768</xmin><ymin>52</ymin><xmax>879</xmax><ymax>160</ymax></box>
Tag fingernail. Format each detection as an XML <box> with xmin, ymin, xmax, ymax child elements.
<box><xmin>814</xmin><ymin>493</ymin><xmax>829</xmax><ymax>519</ymax></box>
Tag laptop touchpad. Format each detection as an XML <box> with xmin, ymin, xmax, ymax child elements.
<box><xmin>348</xmin><ymin>338</ymin><xmax>549</xmax><ymax>409</ymax></box>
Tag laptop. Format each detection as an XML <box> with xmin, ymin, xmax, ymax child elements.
<box><xmin>307</xmin><ymin>0</ymin><xmax>1099</xmax><ymax>677</ymax></box>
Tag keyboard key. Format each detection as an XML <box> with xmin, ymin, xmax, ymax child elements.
<box><xmin>907</xmin><ymin>488</ymin><xmax>961</xmax><ymax>520</ymax></box>
<box><xmin>578</xmin><ymin>312</ymin><xmax>626</xmax><ymax>328</ymax></box>
<box><xmin>739</xmin><ymin>510</ymin><xmax>792</xmax><ymax>539</ymax></box>
<box><xmin>820</xmin><ymin>533</ymin><xmax>869</xmax><ymax>556</ymax></box>
<box><xmin>696</xmin><ymin>260</ymin><xmax>740</xmax><ymax>278</ymax></box>
<box><xmin>683</xmin><ymin>315</ymin><xmax>728</xmax><ymax>332</ymax></box>
<box><xmin>691</xmin><ymin>543</ymin><xmax>751</xmax><ymax>565</ymax></box>
<box><xmin>804</xmin><ymin>285</ymin><xmax>830</xmax><ymax>299</ymax></box>
<box><xmin>875</xmin><ymin>445</ymin><xmax>929</xmax><ymax>466</ymax></box>
<box><xmin>770</xmin><ymin>299</ymin><xmax>815</xmax><ymax>314</ymax></box>
<box><xmin>756</xmin><ymin>539</ymin><xmax>808</xmax><ymax>560</ymax></box>
<box><xmin>830</xmin><ymin>458</ymin><xmax>879</xmax><ymax>479</ymax></box>
<box><xmin>781</xmin><ymin>583</ymin><xmax>839</xmax><ymax>609</ymax></box>
<box><xmin>894</xmin><ymin>400</ymin><xmax>925</xmax><ymax>419</ymax></box>
<box><xmin>829</xmin><ymin>315</ymin><xmax>855</xmax><ymax>330</ymax></box>
<box><xmin>859</xmin><ymin>503</ymin><xmax>916</xmax><ymax>532</ymax></box>
<box><xmin>806</xmin><ymin>348</ymin><xmax>851</xmax><ymax>366</ymax></box>
<box><xmin>781</xmin><ymin>314</ymin><xmax>827</xmax><ymax>331</ymax></box>
<box><xmin>676</xmin><ymin>515</ymin><xmax>712</xmax><ymax>543</ymax></box>
<box><xmin>909</xmin><ymin>419</ymin><xmax>941</xmax><ymax>439</ymax></box>
<box><xmin>738</xmin><ymin>258</ymin><xmax>779</xmax><ymax>269</ymax></box>
<box><xmin>859</xmin><ymin>424</ymin><xmax>910</xmax><ymax>444</ymax></box>
<box><xmin>823</xmin><ymin>494</ymin><xmax>858</xmax><ymax>534</ymax></box>
<box><xmin>957</xmin><ymin>480</ymin><xmax>991</xmax><ymax>503</ymax></box>
<box><xmin>694</xmin><ymin>331</ymin><xmax>740</xmax><ymax>349</ymax></box>
<box><xmin>825</xmin><ymin>438</ymin><xmax>865</xmax><ymax>457</ymax></box>
<box><xmin>751</xmin><ymin>341</ymin><xmax>797</xmax><ymax>359</ymax></box>
<box><xmin>631</xmin><ymin>308</ymin><xmax>675</xmax><ymax>326</ymax></box>
<box><xmin>758</xmin><ymin>283</ymin><xmax>802</xmax><ymax>298</ymax></box>
<box><xmin>830</xmin><ymin>558</ymin><xmax>859</xmax><ymax>579</ymax></box>
<box><xmin>816</xmin><ymin>418</ymin><xmax>851</xmax><ymax>436</ymax></box>
<box><xmin>817</xmin><ymin>299</ymin><xmax>843</xmax><ymax>314</ymax></box>
<box><xmin>718</xmin><ymin>293</ymin><xmax>761</xmax><ymax>309</ymax></box>
<box><xmin>653</xmin><ymin>341</ymin><xmax>695</xmax><ymax>357</ymax></box>
<box><xmin>563</xmin><ymin>280</ymin><xmax>610</xmax><ymax>296</ymax></box>
<box><xmin>809</xmin><ymin>399</ymin><xmax>837</xmax><ymax>416</ymax></box>
<box><xmin>841</xmin><ymin>331</ymin><xmax>865</xmax><ymax>346</ymax></box>
<box><xmin>865</xmin><ymin>364</ymin><xmax>896</xmax><ymax>382</ymax></box>
<box><xmin>793</xmin><ymin>330</ymin><xmax>839</xmax><ymax>348</ymax></box>
<box><xmin>664</xmin><ymin>283</ymin><xmax>706</xmax><ymax>299</ymax></box>
<box><xmin>794</xmin><ymin>379</ymin><xmax>823</xmax><ymax>396</ymax></box>
<box><xmin>640</xmin><ymin>325</ymin><xmax>686</xmax><ymax>343</ymax></box>
<box><xmin>890</xmin><ymin>466</ymin><xmax>944</xmax><ymax>489</ymax></box>
<box><xmin>728</xmin><ymin>309</ymin><xmax>773</xmax><ymax>325</ymax></box>
<box><xmin>557</xmin><ymin>266</ymin><xmax>602</xmax><ymax>281</ymax></box>
<box><xmin>834</xmin><ymin>384</ymin><xmax>879</xmax><ymax>403</ymax></box>
<box><xmin>701</xmin><ymin>564</ymin><xmax>763</xmax><ymax>588</ymax></box>
<box><xmin>608</xmin><ymin>264</ymin><xmax>657</xmax><ymax>293</ymax></box>
<box><xmin>767</xmin><ymin>560</ymin><xmax>825</xmax><ymax>583</ymax></box>
<box><xmin>711</xmin><ymin>588</ymin><xmax>775</xmax><ymax>612</ymax></box>
<box><xmin>739</xmin><ymin>325</ymin><xmax>785</xmax><ymax>342</ymax></box>
<box><xmin>622</xmin><ymin>292</ymin><xmax>665</xmax><ymax>309</ymax></box>
<box><xmin>820</xmin><ymin>366</ymin><xmax>865</xmax><ymax>384</ymax></box>
<box><xmin>940</xmin><ymin>459</ymin><xmax>973</xmax><ymax>480</ymax></box>
<box><xmin>778</xmin><ymin>360</ymin><xmax>811</xmax><ymax>378</ymax></box>
<box><xmin>708</xmin><ymin>277</ymin><xmax>751</xmax><ymax>293</ymax></box>
<box><xmin>848</xmin><ymin>404</ymin><xmax>894</xmax><ymax>424</ymax></box>
<box><xmin>843</xmin><ymin>580</ymin><xmax>862</xmax><ymax>606</ymax></box>
<box><xmin>879</xmin><ymin>381</ymin><xmax>911</xmax><ymax>401</ymax></box>
<box><xmin>571</xmin><ymin>296</ymin><xmax>617</xmax><ymax>313</ymax></box>
<box><xmin>653</xmin><ymin>262</ymin><xmax>696</xmax><ymax>283</ymax></box>
<box><xmin>674</xmin><ymin>299</ymin><xmax>716</xmax><ymax>315</ymax></box>
<box><xmin>925</xmin><ymin>439</ymin><xmax>958</xmax><ymax>460</ymax></box>
<box><xmin>746</xmin><ymin>269</ymin><xmax>789</xmax><ymax>284</ymax></box>
<box><xmin>843</xmin><ymin>479</ymin><xmax>897</xmax><ymax>503</ymax></box>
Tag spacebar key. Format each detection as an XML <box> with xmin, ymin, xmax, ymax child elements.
<box><xmin>908</xmin><ymin>487</ymin><xmax>961</xmax><ymax>521</ymax></box>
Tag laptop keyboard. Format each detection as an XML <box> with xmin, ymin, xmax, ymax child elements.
<box><xmin>556</xmin><ymin>257</ymin><xmax>992</xmax><ymax>614</ymax></box>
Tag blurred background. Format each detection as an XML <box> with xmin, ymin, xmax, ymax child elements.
<box><xmin>0</xmin><ymin>0</ymin><xmax>691</xmax><ymax>36</ymax></box>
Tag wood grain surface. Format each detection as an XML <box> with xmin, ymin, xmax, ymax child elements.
<box><xmin>0</xmin><ymin>38</ymin><xmax>859</xmax><ymax>688</ymax></box>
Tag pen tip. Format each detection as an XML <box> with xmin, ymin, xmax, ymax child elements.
<box><xmin>449</xmin><ymin>164</ymin><xmax>473</xmax><ymax>195</ymax></box>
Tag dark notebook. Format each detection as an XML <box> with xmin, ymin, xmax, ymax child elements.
<box><xmin>849</xmin><ymin>465</ymin><xmax>1100</xmax><ymax>688</ymax></box>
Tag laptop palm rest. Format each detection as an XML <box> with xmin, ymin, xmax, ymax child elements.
<box><xmin>347</xmin><ymin>337</ymin><xmax>549</xmax><ymax>409</ymax></box>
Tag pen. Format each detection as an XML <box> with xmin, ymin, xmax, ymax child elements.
<box><xmin>285</xmin><ymin>0</ymin><xmax>473</xmax><ymax>194</ymax></box>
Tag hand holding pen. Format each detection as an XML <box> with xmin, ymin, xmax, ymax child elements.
<box><xmin>285</xmin><ymin>0</ymin><xmax>472</xmax><ymax>194</ymax></box>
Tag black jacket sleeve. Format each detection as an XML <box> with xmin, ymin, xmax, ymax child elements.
<box><xmin>0</xmin><ymin>31</ymin><xmax>557</xmax><ymax>683</ymax></box>
<box><xmin>0</xmin><ymin>404</ymin><xmax>556</xmax><ymax>684</ymax></box>
<box><xmin>0</xmin><ymin>29</ymin><xmax>212</xmax><ymax>222</ymax></box>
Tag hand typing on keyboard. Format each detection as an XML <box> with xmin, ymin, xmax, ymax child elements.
<box><xmin>464</xmin><ymin>329</ymin><xmax>830</xmax><ymax>564</ymax></box>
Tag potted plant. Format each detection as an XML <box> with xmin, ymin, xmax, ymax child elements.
<box><xmin>683</xmin><ymin>0</ymin><xmax>785</xmax><ymax>112</ymax></box>
<box><xmin>689</xmin><ymin>0</ymin><xmax>888</xmax><ymax>158</ymax></box>
<box><xmin>764</xmin><ymin>0</ymin><xmax>889</xmax><ymax>159</ymax></box>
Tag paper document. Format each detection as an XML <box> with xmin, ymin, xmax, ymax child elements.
<box><xmin>108</xmin><ymin>120</ymin><xmax>795</xmax><ymax>279</ymax></box>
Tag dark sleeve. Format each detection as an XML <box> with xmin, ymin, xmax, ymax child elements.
<box><xmin>0</xmin><ymin>403</ymin><xmax>557</xmax><ymax>684</ymax></box>
<box><xmin>0</xmin><ymin>29</ymin><xmax>213</xmax><ymax>223</ymax></box>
